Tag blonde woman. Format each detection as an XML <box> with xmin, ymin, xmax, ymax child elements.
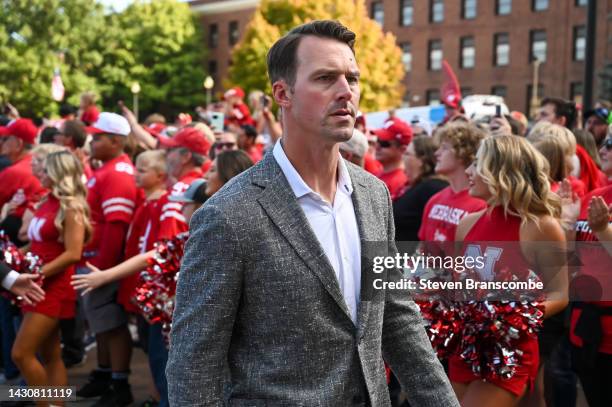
<box><xmin>11</xmin><ymin>150</ymin><xmax>91</xmax><ymax>403</ymax></box>
<box><xmin>451</xmin><ymin>136</ymin><xmax>568</xmax><ymax>407</ymax></box>
<box><xmin>528</xmin><ymin>122</ymin><xmax>586</xmax><ymax>197</ymax></box>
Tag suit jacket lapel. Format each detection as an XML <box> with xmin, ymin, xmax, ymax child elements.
<box><xmin>348</xmin><ymin>165</ymin><xmax>377</xmax><ymax>337</ymax></box>
<box><xmin>254</xmin><ymin>154</ymin><xmax>353</xmax><ymax>323</ymax></box>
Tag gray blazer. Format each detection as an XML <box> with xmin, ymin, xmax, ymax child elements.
<box><xmin>166</xmin><ymin>152</ymin><xmax>459</xmax><ymax>407</ymax></box>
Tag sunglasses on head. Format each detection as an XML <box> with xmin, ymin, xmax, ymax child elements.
<box><xmin>603</xmin><ymin>137</ymin><xmax>612</xmax><ymax>151</ymax></box>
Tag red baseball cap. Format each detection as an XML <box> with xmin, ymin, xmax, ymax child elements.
<box><xmin>372</xmin><ymin>117</ymin><xmax>413</xmax><ymax>146</ymax></box>
<box><xmin>158</xmin><ymin>127</ymin><xmax>211</xmax><ymax>156</ymax></box>
<box><xmin>0</xmin><ymin>119</ymin><xmax>38</xmax><ymax>144</ymax></box>
<box><xmin>224</xmin><ymin>87</ymin><xmax>245</xmax><ymax>100</ymax></box>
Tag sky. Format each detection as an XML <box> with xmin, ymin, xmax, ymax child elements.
<box><xmin>97</xmin><ymin>0</ymin><xmax>189</xmax><ymax>13</ymax></box>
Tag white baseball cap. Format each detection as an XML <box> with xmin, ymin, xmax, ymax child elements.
<box><xmin>86</xmin><ymin>112</ymin><xmax>131</xmax><ymax>136</ymax></box>
<box><xmin>339</xmin><ymin>129</ymin><xmax>368</xmax><ymax>158</ymax></box>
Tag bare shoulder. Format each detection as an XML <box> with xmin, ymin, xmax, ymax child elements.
<box><xmin>522</xmin><ymin>215</ymin><xmax>565</xmax><ymax>242</ymax></box>
<box><xmin>455</xmin><ymin>209</ymin><xmax>486</xmax><ymax>242</ymax></box>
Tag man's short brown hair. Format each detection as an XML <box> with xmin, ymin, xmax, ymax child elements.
<box><xmin>267</xmin><ymin>20</ymin><xmax>356</xmax><ymax>86</ymax></box>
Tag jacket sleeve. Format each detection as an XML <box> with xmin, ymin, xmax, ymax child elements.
<box><xmin>380</xmin><ymin>187</ymin><xmax>460</xmax><ymax>407</ymax></box>
<box><xmin>166</xmin><ymin>202</ymin><xmax>244</xmax><ymax>406</ymax></box>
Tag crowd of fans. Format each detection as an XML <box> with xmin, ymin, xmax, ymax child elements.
<box><xmin>0</xmin><ymin>86</ymin><xmax>611</xmax><ymax>407</ymax></box>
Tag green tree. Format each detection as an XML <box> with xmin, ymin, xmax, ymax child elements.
<box><xmin>228</xmin><ymin>0</ymin><xmax>404</xmax><ymax>112</ymax></box>
<box><xmin>0</xmin><ymin>0</ymin><xmax>107</xmax><ymax>117</ymax></box>
<box><xmin>98</xmin><ymin>0</ymin><xmax>207</xmax><ymax>119</ymax></box>
<box><xmin>0</xmin><ymin>0</ymin><xmax>208</xmax><ymax>119</ymax></box>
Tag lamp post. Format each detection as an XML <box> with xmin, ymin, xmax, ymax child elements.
<box><xmin>131</xmin><ymin>82</ymin><xmax>141</xmax><ymax>121</ymax></box>
<box><xmin>203</xmin><ymin>76</ymin><xmax>214</xmax><ymax>107</ymax></box>
<box><xmin>530</xmin><ymin>58</ymin><xmax>542</xmax><ymax>119</ymax></box>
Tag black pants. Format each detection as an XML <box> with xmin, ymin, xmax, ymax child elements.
<box><xmin>571</xmin><ymin>347</ymin><xmax>612</xmax><ymax>407</ymax></box>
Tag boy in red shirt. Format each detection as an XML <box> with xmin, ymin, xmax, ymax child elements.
<box><xmin>419</xmin><ymin>122</ymin><xmax>487</xmax><ymax>246</ymax></box>
<box><xmin>78</xmin><ymin>112</ymin><xmax>138</xmax><ymax>406</ymax></box>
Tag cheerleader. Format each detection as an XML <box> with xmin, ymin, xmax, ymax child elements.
<box><xmin>452</xmin><ymin>136</ymin><xmax>568</xmax><ymax>406</ymax></box>
<box><xmin>11</xmin><ymin>150</ymin><xmax>91</xmax><ymax>405</ymax></box>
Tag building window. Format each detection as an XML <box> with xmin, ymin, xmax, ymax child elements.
<box><xmin>460</xmin><ymin>36</ymin><xmax>475</xmax><ymax>69</ymax></box>
<box><xmin>400</xmin><ymin>0</ymin><xmax>414</xmax><ymax>26</ymax></box>
<box><xmin>491</xmin><ymin>85</ymin><xmax>507</xmax><ymax>98</ymax></box>
<box><xmin>530</xmin><ymin>30</ymin><xmax>547</xmax><ymax>62</ymax></box>
<box><xmin>462</xmin><ymin>0</ymin><xmax>477</xmax><ymax>19</ymax></box>
<box><xmin>229</xmin><ymin>21</ymin><xmax>239</xmax><ymax>46</ymax></box>
<box><xmin>494</xmin><ymin>33</ymin><xmax>510</xmax><ymax>66</ymax></box>
<box><xmin>401</xmin><ymin>43</ymin><xmax>412</xmax><ymax>72</ymax></box>
<box><xmin>576</xmin><ymin>0</ymin><xmax>587</xmax><ymax>6</ymax></box>
<box><xmin>402</xmin><ymin>92</ymin><xmax>411</xmax><ymax>107</ymax></box>
<box><xmin>426</xmin><ymin>89</ymin><xmax>441</xmax><ymax>105</ymax></box>
<box><xmin>209</xmin><ymin>24</ymin><xmax>218</xmax><ymax>48</ymax></box>
<box><xmin>371</xmin><ymin>2</ymin><xmax>384</xmax><ymax>26</ymax></box>
<box><xmin>532</xmin><ymin>0</ymin><xmax>548</xmax><ymax>11</ymax></box>
<box><xmin>526</xmin><ymin>84</ymin><xmax>545</xmax><ymax>115</ymax></box>
<box><xmin>208</xmin><ymin>60</ymin><xmax>217</xmax><ymax>77</ymax></box>
<box><xmin>570</xmin><ymin>82</ymin><xmax>583</xmax><ymax>104</ymax></box>
<box><xmin>430</xmin><ymin>0</ymin><xmax>444</xmax><ymax>23</ymax></box>
<box><xmin>429</xmin><ymin>39</ymin><xmax>443</xmax><ymax>71</ymax></box>
<box><xmin>496</xmin><ymin>0</ymin><xmax>511</xmax><ymax>15</ymax></box>
<box><xmin>461</xmin><ymin>87</ymin><xmax>473</xmax><ymax>97</ymax></box>
<box><xmin>573</xmin><ymin>26</ymin><xmax>586</xmax><ymax>61</ymax></box>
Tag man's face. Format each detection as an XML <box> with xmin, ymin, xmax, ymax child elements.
<box><xmin>166</xmin><ymin>147</ymin><xmax>186</xmax><ymax>179</ymax></box>
<box><xmin>285</xmin><ymin>36</ymin><xmax>360</xmax><ymax>144</ymax></box>
<box><xmin>375</xmin><ymin>140</ymin><xmax>404</xmax><ymax>165</ymax></box>
<box><xmin>435</xmin><ymin>141</ymin><xmax>463</xmax><ymax>175</ymax></box>
<box><xmin>53</xmin><ymin>132</ymin><xmax>71</xmax><ymax>148</ymax></box>
<box><xmin>90</xmin><ymin>134</ymin><xmax>115</xmax><ymax>161</ymax></box>
<box><xmin>536</xmin><ymin>103</ymin><xmax>558</xmax><ymax>124</ymax></box>
<box><xmin>214</xmin><ymin>132</ymin><xmax>238</xmax><ymax>154</ymax></box>
<box><xmin>0</xmin><ymin>136</ymin><xmax>23</xmax><ymax>162</ymax></box>
<box><xmin>586</xmin><ymin>116</ymin><xmax>608</xmax><ymax>146</ymax></box>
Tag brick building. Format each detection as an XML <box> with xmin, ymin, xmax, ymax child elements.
<box><xmin>190</xmin><ymin>0</ymin><xmax>612</xmax><ymax>114</ymax></box>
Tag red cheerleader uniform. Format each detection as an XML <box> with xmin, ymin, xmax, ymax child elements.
<box><xmin>449</xmin><ymin>206</ymin><xmax>540</xmax><ymax>397</ymax></box>
<box><xmin>22</xmin><ymin>195</ymin><xmax>76</xmax><ymax>319</ymax></box>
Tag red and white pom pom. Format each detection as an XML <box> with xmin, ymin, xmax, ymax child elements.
<box><xmin>0</xmin><ymin>231</ymin><xmax>44</xmax><ymax>304</ymax></box>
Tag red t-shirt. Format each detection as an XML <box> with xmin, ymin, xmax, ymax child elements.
<box><xmin>379</xmin><ymin>168</ymin><xmax>408</xmax><ymax>201</ymax></box>
<box><xmin>246</xmin><ymin>145</ymin><xmax>263</xmax><ymax>164</ymax></box>
<box><xmin>80</xmin><ymin>105</ymin><xmax>100</xmax><ymax>125</ymax></box>
<box><xmin>27</xmin><ymin>195</ymin><xmax>75</xmax><ymax>300</ymax></box>
<box><xmin>364</xmin><ymin>154</ymin><xmax>383</xmax><ymax>177</ymax></box>
<box><xmin>121</xmin><ymin>195</ymin><xmax>164</xmax><ymax>313</ymax></box>
<box><xmin>160</xmin><ymin>170</ymin><xmax>202</xmax><ymax>239</ymax></box>
<box><xmin>0</xmin><ymin>154</ymin><xmax>45</xmax><ymax>218</ymax></box>
<box><xmin>418</xmin><ymin>187</ymin><xmax>487</xmax><ymax>242</ymax></box>
<box><xmin>201</xmin><ymin>159</ymin><xmax>212</xmax><ymax>176</ymax></box>
<box><xmin>84</xmin><ymin>154</ymin><xmax>138</xmax><ymax>265</ymax></box>
<box><xmin>570</xmin><ymin>185</ymin><xmax>612</xmax><ymax>354</ymax></box>
<box><xmin>226</xmin><ymin>102</ymin><xmax>255</xmax><ymax>127</ymax></box>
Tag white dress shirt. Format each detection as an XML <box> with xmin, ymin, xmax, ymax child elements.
<box><xmin>273</xmin><ymin>141</ymin><xmax>362</xmax><ymax>323</ymax></box>
<box><xmin>1</xmin><ymin>270</ymin><xmax>19</xmax><ymax>290</ymax></box>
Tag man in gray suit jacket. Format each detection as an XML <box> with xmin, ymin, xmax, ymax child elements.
<box><xmin>0</xmin><ymin>260</ymin><xmax>45</xmax><ymax>305</ymax></box>
<box><xmin>167</xmin><ymin>20</ymin><xmax>459</xmax><ymax>406</ymax></box>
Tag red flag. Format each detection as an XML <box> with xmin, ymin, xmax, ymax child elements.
<box><xmin>441</xmin><ymin>60</ymin><xmax>461</xmax><ymax>108</ymax></box>
<box><xmin>51</xmin><ymin>68</ymin><xmax>65</xmax><ymax>102</ymax></box>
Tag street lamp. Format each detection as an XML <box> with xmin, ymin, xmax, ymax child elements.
<box><xmin>530</xmin><ymin>58</ymin><xmax>542</xmax><ymax>119</ymax></box>
<box><xmin>203</xmin><ymin>76</ymin><xmax>214</xmax><ymax>107</ymax></box>
<box><xmin>131</xmin><ymin>82</ymin><xmax>141</xmax><ymax>121</ymax></box>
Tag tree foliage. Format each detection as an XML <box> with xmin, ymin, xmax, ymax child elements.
<box><xmin>0</xmin><ymin>0</ymin><xmax>207</xmax><ymax>119</ymax></box>
<box><xmin>228</xmin><ymin>0</ymin><xmax>404</xmax><ymax>112</ymax></box>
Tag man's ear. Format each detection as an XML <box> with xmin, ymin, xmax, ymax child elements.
<box><xmin>272</xmin><ymin>80</ymin><xmax>292</xmax><ymax>108</ymax></box>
